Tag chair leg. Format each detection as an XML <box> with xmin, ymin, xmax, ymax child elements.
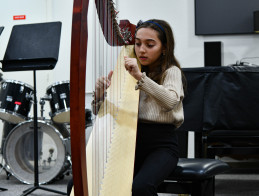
<box><xmin>191</xmin><ymin>178</ymin><xmax>214</xmax><ymax>196</ymax></box>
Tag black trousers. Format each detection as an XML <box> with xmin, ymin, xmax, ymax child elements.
<box><xmin>67</xmin><ymin>122</ymin><xmax>179</xmax><ymax>196</ymax></box>
<box><xmin>132</xmin><ymin>122</ymin><xmax>179</xmax><ymax>196</ymax></box>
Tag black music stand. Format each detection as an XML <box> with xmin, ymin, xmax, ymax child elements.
<box><xmin>0</xmin><ymin>22</ymin><xmax>66</xmax><ymax>195</ymax></box>
<box><xmin>0</xmin><ymin>26</ymin><xmax>7</xmax><ymax>192</ymax></box>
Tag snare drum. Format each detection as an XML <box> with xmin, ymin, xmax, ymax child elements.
<box><xmin>3</xmin><ymin>120</ymin><xmax>71</xmax><ymax>184</ymax></box>
<box><xmin>0</xmin><ymin>80</ymin><xmax>33</xmax><ymax>124</ymax></box>
<box><xmin>46</xmin><ymin>81</ymin><xmax>70</xmax><ymax>123</ymax></box>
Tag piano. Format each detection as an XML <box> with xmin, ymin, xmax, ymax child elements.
<box><xmin>178</xmin><ymin>65</ymin><xmax>259</xmax><ymax>172</ymax></box>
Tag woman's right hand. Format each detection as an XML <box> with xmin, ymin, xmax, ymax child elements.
<box><xmin>94</xmin><ymin>70</ymin><xmax>113</xmax><ymax>101</ymax></box>
<box><xmin>124</xmin><ymin>56</ymin><xmax>142</xmax><ymax>81</ymax></box>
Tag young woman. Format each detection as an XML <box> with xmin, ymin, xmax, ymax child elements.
<box><xmin>94</xmin><ymin>19</ymin><xmax>185</xmax><ymax>196</ymax></box>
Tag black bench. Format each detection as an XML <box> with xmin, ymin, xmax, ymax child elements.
<box><xmin>157</xmin><ymin>131</ymin><xmax>230</xmax><ymax>196</ymax></box>
<box><xmin>158</xmin><ymin>158</ymin><xmax>229</xmax><ymax>196</ymax></box>
<box><xmin>196</xmin><ymin>129</ymin><xmax>259</xmax><ymax>172</ymax></box>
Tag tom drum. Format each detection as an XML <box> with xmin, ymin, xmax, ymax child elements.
<box><xmin>46</xmin><ymin>81</ymin><xmax>70</xmax><ymax>123</ymax></box>
<box><xmin>0</xmin><ymin>80</ymin><xmax>33</xmax><ymax>124</ymax></box>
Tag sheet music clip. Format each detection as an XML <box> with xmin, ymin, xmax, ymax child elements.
<box><xmin>0</xmin><ymin>22</ymin><xmax>61</xmax><ymax>72</ymax></box>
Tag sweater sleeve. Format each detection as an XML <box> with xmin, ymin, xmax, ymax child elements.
<box><xmin>135</xmin><ymin>66</ymin><xmax>184</xmax><ymax>111</ymax></box>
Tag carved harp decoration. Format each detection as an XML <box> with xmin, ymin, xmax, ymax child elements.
<box><xmin>70</xmin><ymin>0</ymin><xmax>138</xmax><ymax>195</ymax></box>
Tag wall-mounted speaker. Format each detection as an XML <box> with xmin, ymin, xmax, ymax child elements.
<box><xmin>254</xmin><ymin>10</ymin><xmax>259</xmax><ymax>33</ymax></box>
<box><xmin>204</xmin><ymin>41</ymin><xmax>222</xmax><ymax>67</ymax></box>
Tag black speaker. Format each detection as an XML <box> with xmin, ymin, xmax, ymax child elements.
<box><xmin>204</xmin><ymin>41</ymin><xmax>222</xmax><ymax>67</ymax></box>
<box><xmin>254</xmin><ymin>10</ymin><xmax>259</xmax><ymax>33</ymax></box>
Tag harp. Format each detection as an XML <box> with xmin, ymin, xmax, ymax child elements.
<box><xmin>70</xmin><ymin>0</ymin><xmax>139</xmax><ymax>195</ymax></box>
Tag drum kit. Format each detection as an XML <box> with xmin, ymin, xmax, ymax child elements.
<box><xmin>0</xmin><ymin>79</ymin><xmax>92</xmax><ymax>185</ymax></box>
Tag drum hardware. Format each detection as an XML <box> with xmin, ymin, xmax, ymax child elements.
<box><xmin>0</xmin><ymin>164</ymin><xmax>7</xmax><ymax>191</ymax></box>
<box><xmin>0</xmin><ymin>152</ymin><xmax>12</xmax><ymax>180</ymax></box>
<box><xmin>0</xmin><ymin>122</ymin><xmax>15</xmax><ymax>183</ymax></box>
<box><xmin>0</xmin><ymin>121</ymin><xmax>16</xmax><ymax>155</ymax></box>
<box><xmin>0</xmin><ymin>121</ymin><xmax>16</xmax><ymax>180</ymax></box>
<box><xmin>0</xmin><ymin>158</ymin><xmax>12</xmax><ymax>181</ymax></box>
<box><xmin>0</xmin><ymin>26</ymin><xmax>7</xmax><ymax>192</ymax></box>
<box><xmin>39</xmin><ymin>95</ymin><xmax>51</xmax><ymax>120</ymax></box>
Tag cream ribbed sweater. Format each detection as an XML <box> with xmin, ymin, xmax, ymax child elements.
<box><xmin>92</xmin><ymin>66</ymin><xmax>184</xmax><ymax>128</ymax></box>
<box><xmin>136</xmin><ymin>66</ymin><xmax>184</xmax><ymax>128</ymax></box>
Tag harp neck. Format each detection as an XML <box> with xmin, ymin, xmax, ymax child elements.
<box><xmin>70</xmin><ymin>0</ymin><xmax>89</xmax><ymax>195</ymax></box>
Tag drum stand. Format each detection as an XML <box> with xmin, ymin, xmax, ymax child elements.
<box><xmin>0</xmin><ymin>25</ymin><xmax>7</xmax><ymax>193</ymax></box>
<box><xmin>20</xmin><ymin>71</ymin><xmax>67</xmax><ymax>196</ymax></box>
<box><xmin>0</xmin><ymin>163</ymin><xmax>7</xmax><ymax>191</ymax></box>
<box><xmin>0</xmin><ymin>166</ymin><xmax>7</xmax><ymax>191</ymax></box>
<box><xmin>0</xmin><ymin>166</ymin><xmax>7</xmax><ymax>192</ymax></box>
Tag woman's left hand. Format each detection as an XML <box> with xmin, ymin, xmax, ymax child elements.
<box><xmin>124</xmin><ymin>56</ymin><xmax>142</xmax><ymax>81</ymax></box>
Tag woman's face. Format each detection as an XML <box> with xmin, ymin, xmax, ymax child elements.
<box><xmin>134</xmin><ymin>27</ymin><xmax>164</xmax><ymax>71</ymax></box>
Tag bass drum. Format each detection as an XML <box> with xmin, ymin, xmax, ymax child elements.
<box><xmin>3</xmin><ymin>120</ymin><xmax>71</xmax><ymax>184</ymax></box>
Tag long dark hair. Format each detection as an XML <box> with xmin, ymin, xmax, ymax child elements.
<box><xmin>135</xmin><ymin>19</ymin><xmax>186</xmax><ymax>91</ymax></box>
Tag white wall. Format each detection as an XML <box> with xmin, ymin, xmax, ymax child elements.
<box><xmin>117</xmin><ymin>0</ymin><xmax>259</xmax><ymax>68</ymax></box>
<box><xmin>0</xmin><ymin>0</ymin><xmax>50</xmax><ymax>158</ymax></box>
<box><xmin>0</xmin><ymin>0</ymin><xmax>259</xmax><ymax>158</ymax></box>
<box><xmin>49</xmin><ymin>0</ymin><xmax>73</xmax><ymax>82</ymax></box>
<box><xmin>0</xmin><ymin>0</ymin><xmax>55</xmax><ymax>119</ymax></box>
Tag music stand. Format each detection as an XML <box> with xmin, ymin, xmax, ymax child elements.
<box><xmin>0</xmin><ymin>26</ymin><xmax>7</xmax><ymax>192</ymax></box>
<box><xmin>0</xmin><ymin>22</ymin><xmax>66</xmax><ymax>195</ymax></box>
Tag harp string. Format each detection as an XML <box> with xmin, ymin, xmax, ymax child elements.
<box><xmin>86</xmin><ymin>0</ymin><xmax>122</xmax><ymax>194</ymax></box>
<box><xmin>70</xmin><ymin>0</ymin><xmax>137</xmax><ymax>194</ymax></box>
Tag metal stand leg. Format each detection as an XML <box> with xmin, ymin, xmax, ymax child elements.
<box><xmin>0</xmin><ymin>187</ymin><xmax>7</xmax><ymax>191</ymax></box>
<box><xmin>20</xmin><ymin>70</ymin><xmax>66</xmax><ymax>196</ymax></box>
<box><xmin>0</xmin><ymin>158</ymin><xmax>8</xmax><ymax>191</ymax></box>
